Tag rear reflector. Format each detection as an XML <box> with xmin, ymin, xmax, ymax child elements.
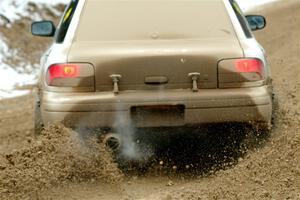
<box><xmin>46</xmin><ymin>63</ymin><xmax>95</xmax><ymax>90</ymax></box>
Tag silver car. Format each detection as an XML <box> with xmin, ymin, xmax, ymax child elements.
<box><xmin>32</xmin><ymin>0</ymin><xmax>273</xmax><ymax>136</ymax></box>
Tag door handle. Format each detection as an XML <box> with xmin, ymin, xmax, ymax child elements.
<box><xmin>145</xmin><ymin>76</ymin><xmax>168</xmax><ymax>84</ymax></box>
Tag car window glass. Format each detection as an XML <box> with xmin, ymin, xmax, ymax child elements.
<box><xmin>76</xmin><ymin>0</ymin><xmax>236</xmax><ymax>41</ymax></box>
<box><xmin>56</xmin><ymin>0</ymin><xmax>78</xmax><ymax>43</ymax></box>
<box><xmin>230</xmin><ymin>0</ymin><xmax>253</xmax><ymax>38</ymax></box>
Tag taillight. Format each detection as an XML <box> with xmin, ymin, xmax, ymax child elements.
<box><xmin>235</xmin><ymin>59</ymin><xmax>264</xmax><ymax>79</ymax></box>
<box><xmin>218</xmin><ymin>58</ymin><xmax>265</xmax><ymax>88</ymax></box>
<box><xmin>48</xmin><ymin>64</ymin><xmax>80</xmax><ymax>83</ymax></box>
<box><xmin>46</xmin><ymin>63</ymin><xmax>95</xmax><ymax>91</ymax></box>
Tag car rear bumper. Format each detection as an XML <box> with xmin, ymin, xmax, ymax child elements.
<box><xmin>41</xmin><ymin>86</ymin><xmax>273</xmax><ymax>128</ymax></box>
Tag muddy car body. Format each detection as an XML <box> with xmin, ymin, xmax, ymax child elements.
<box><xmin>32</xmin><ymin>0</ymin><xmax>273</xmax><ymax>131</ymax></box>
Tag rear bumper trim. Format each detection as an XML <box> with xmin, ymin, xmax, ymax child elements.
<box><xmin>41</xmin><ymin>86</ymin><xmax>272</xmax><ymax>127</ymax></box>
<box><xmin>42</xmin><ymin>87</ymin><xmax>271</xmax><ymax>112</ymax></box>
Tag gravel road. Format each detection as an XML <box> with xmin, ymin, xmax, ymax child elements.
<box><xmin>0</xmin><ymin>1</ymin><xmax>300</xmax><ymax>199</ymax></box>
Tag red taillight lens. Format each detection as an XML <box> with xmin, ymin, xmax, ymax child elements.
<box><xmin>46</xmin><ymin>63</ymin><xmax>95</xmax><ymax>90</ymax></box>
<box><xmin>48</xmin><ymin>64</ymin><xmax>80</xmax><ymax>82</ymax></box>
<box><xmin>235</xmin><ymin>59</ymin><xmax>264</xmax><ymax>79</ymax></box>
<box><xmin>218</xmin><ymin>58</ymin><xmax>266</xmax><ymax>88</ymax></box>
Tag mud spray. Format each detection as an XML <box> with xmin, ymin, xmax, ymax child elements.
<box><xmin>0</xmin><ymin>123</ymin><xmax>123</xmax><ymax>200</ymax></box>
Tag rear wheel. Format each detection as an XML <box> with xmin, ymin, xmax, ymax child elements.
<box><xmin>254</xmin><ymin>122</ymin><xmax>271</xmax><ymax>136</ymax></box>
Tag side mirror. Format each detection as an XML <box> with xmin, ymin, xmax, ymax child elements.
<box><xmin>246</xmin><ymin>15</ymin><xmax>266</xmax><ymax>31</ymax></box>
<box><xmin>31</xmin><ymin>21</ymin><xmax>56</xmax><ymax>37</ymax></box>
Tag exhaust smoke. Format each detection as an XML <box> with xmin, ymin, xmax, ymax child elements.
<box><xmin>113</xmin><ymin>111</ymin><xmax>153</xmax><ymax>161</ymax></box>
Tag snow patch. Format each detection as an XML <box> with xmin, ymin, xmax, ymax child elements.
<box><xmin>0</xmin><ymin>0</ymin><xmax>69</xmax><ymax>26</ymax></box>
<box><xmin>0</xmin><ymin>36</ymin><xmax>36</xmax><ymax>99</ymax></box>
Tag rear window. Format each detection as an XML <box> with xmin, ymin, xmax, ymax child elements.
<box><xmin>229</xmin><ymin>0</ymin><xmax>253</xmax><ymax>38</ymax></box>
<box><xmin>75</xmin><ymin>0</ymin><xmax>236</xmax><ymax>41</ymax></box>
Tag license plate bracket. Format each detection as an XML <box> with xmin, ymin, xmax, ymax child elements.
<box><xmin>131</xmin><ymin>105</ymin><xmax>185</xmax><ymax>127</ymax></box>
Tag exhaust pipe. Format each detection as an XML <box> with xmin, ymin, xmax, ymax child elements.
<box><xmin>104</xmin><ymin>133</ymin><xmax>122</xmax><ymax>152</ymax></box>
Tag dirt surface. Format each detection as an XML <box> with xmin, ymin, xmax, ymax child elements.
<box><xmin>1</xmin><ymin>0</ymin><xmax>300</xmax><ymax>199</ymax></box>
<box><xmin>0</xmin><ymin>123</ymin><xmax>123</xmax><ymax>200</ymax></box>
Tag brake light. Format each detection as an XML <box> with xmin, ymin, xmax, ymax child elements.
<box><xmin>48</xmin><ymin>64</ymin><xmax>79</xmax><ymax>82</ymax></box>
<box><xmin>218</xmin><ymin>58</ymin><xmax>266</xmax><ymax>88</ymax></box>
<box><xmin>46</xmin><ymin>63</ymin><xmax>95</xmax><ymax>90</ymax></box>
<box><xmin>235</xmin><ymin>59</ymin><xmax>264</xmax><ymax>79</ymax></box>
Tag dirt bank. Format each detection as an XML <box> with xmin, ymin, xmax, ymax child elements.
<box><xmin>0</xmin><ymin>0</ymin><xmax>300</xmax><ymax>199</ymax></box>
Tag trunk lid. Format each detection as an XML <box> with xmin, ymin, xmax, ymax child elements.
<box><xmin>68</xmin><ymin>39</ymin><xmax>244</xmax><ymax>91</ymax></box>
